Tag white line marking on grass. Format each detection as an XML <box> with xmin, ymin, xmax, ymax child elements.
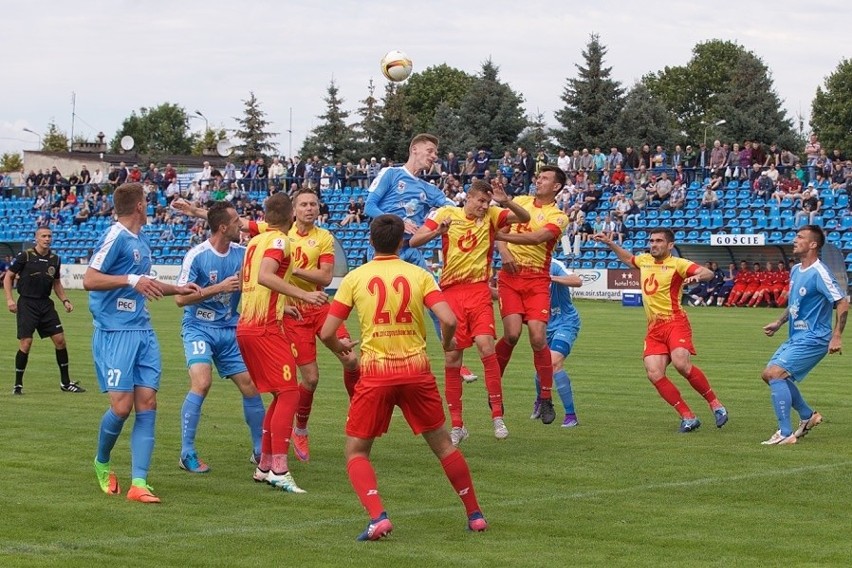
<box><xmin>3</xmin><ymin>460</ymin><xmax>850</xmax><ymax>556</ymax></box>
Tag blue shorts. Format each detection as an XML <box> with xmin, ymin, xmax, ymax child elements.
<box><xmin>767</xmin><ymin>338</ymin><xmax>828</xmax><ymax>382</ymax></box>
<box><xmin>547</xmin><ymin>324</ymin><xmax>579</xmax><ymax>358</ymax></box>
<box><xmin>182</xmin><ymin>324</ymin><xmax>247</xmax><ymax>378</ymax></box>
<box><xmin>92</xmin><ymin>329</ymin><xmax>162</xmax><ymax>393</ymax></box>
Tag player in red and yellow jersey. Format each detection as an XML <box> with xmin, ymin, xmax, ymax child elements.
<box><xmin>492</xmin><ymin>165</ymin><xmax>570</xmax><ymax>425</ymax></box>
<box><xmin>320</xmin><ymin>215</ymin><xmax>487</xmax><ymax>540</ymax></box>
<box><xmin>724</xmin><ymin>260</ymin><xmax>752</xmax><ymax>306</ymax></box>
<box><xmin>236</xmin><ymin>193</ymin><xmax>327</xmax><ymax>493</ymax></box>
<box><xmin>410</xmin><ymin>179</ymin><xmax>530</xmax><ymax>443</ymax></box>
<box><xmin>595</xmin><ymin>228</ymin><xmax>729</xmax><ymax>433</ymax></box>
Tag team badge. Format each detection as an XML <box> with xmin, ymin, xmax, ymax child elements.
<box><xmin>47</xmin><ymin>266</ymin><xmax>55</xmax><ymax>276</ymax></box>
<box><xmin>209</xmin><ymin>270</ymin><xmax>218</xmax><ymax>284</ymax></box>
<box><xmin>537</xmin><ymin>214</ymin><xmax>545</xmax><ymax>222</ymax></box>
<box><xmin>133</xmin><ymin>249</ymin><xmax>141</xmax><ymax>264</ymax></box>
<box><xmin>397</xmin><ymin>180</ymin><xmax>406</xmax><ymax>193</ymax></box>
<box><xmin>475</xmin><ymin>218</ymin><xmax>484</xmax><ymax>227</ymax></box>
<box><xmin>799</xmin><ymin>286</ymin><xmax>807</xmax><ymax>296</ymax></box>
<box><xmin>308</xmin><ymin>239</ymin><xmax>316</xmax><ymax>247</ymax></box>
<box><xmin>419</xmin><ymin>191</ymin><xmax>427</xmax><ymax>202</ymax></box>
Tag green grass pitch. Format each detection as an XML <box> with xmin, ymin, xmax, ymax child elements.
<box><xmin>1</xmin><ymin>292</ymin><xmax>850</xmax><ymax>567</ymax></box>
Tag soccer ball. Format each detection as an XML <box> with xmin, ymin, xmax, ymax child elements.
<box><xmin>380</xmin><ymin>50</ymin><xmax>413</xmax><ymax>82</ymax></box>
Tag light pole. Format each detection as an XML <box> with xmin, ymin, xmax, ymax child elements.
<box><xmin>194</xmin><ymin>110</ymin><xmax>209</xmax><ymax>133</ymax></box>
<box><xmin>22</xmin><ymin>128</ymin><xmax>42</xmax><ymax>150</ymax></box>
<box><xmin>702</xmin><ymin>119</ymin><xmax>727</xmax><ymax>147</ymax></box>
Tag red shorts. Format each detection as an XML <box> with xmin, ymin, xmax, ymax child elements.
<box><xmin>345</xmin><ymin>377</ymin><xmax>445</xmax><ymax>439</ymax></box>
<box><xmin>772</xmin><ymin>284</ymin><xmax>787</xmax><ymax>295</ymax></box>
<box><xmin>236</xmin><ymin>325</ymin><xmax>298</xmax><ymax>393</ymax></box>
<box><xmin>497</xmin><ymin>271</ymin><xmax>551</xmax><ymax>323</ymax></box>
<box><xmin>442</xmin><ymin>282</ymin><xmax>496</xmax><ymax>350</ymax></box>
<box><xmin>643</xmin><ymin>317</ymin><xmax>696</xmax><ymax>358</ymax></box>
<box><xmin>283</xmin><ymin>303</ymin><xmax>350</xmax><ymax>366</ymax></box>
<box><xmin>729</xmin><ymin>283</ymin><xmax>748</xmax><ymax>295</ymax></box>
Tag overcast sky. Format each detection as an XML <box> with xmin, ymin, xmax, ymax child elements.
<box><xmin>2</xmin><ymin>0</ymin><xmax>849</xmax><ymax>159</ymax></box>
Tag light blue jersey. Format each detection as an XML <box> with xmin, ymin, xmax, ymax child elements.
<box><xmin>88</xmin><ymin>222</ymin><xmax>153</xmax><ymax>331</ymax></box>
<box><xmin>786</xmin><ymin>260</ymin><xmax>844</xmax><ymax>344</ymax></box>
<box><xmin>177</xmin><ymin>240</ymin><xmax>244</xmax><ymax>328</ymax></box>
<box><xmin>548</xmin><ymin>259</ymin><xmax>580</xmax><ymax>333</ymax></box>
<box><xmin>364</xmin><ymin>166</ymin><xmax>451</xmax><ymax>231</ymax></box>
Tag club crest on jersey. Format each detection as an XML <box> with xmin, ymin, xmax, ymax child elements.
<box><xmin>47</xmin><ymin>266</ymin><xmax>55</xmax><ymax>276</ymax></box>
<box><xmin>208</xmin><ymin>270</ymin><xmax>218</xmax><ymax>284</ymax></box>
<box><xmin>133</xmin><ymin>249</ymin><xmax>141</xmax><ymax>264</ymax></box>
<box><xmin>419</xmin><ymin>191</ymin><xmax>427</xmax><ymax>202</ymax></box>
<box><xmin>396</xmin><ymin>180</ymin><xmax>406</xmax><ymax>193</ymax></box>
<box><xmin>308</xmin><ymin>239</ymin><xmax>316</xmax><ymax>247</ymax></box>
<box><xmin>537</xmin><ymin>213</ymin><xmax>545</xmax><ymax>222</ymax></box>
<box><xmin>799</xmin><ymin>286</ymin><xmax>807</xmax><ymax>296</ymax></box>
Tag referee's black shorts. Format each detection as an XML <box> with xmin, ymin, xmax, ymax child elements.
<box><xmin>16</xmin><ymin>297</ymin><xmax>63</xmax><ymax>340</ymax></box>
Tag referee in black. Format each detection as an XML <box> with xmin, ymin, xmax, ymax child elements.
<box><xmin>4</xmin><ymin>227</ymin><xmax>85</xmax><ymax>394</ymax></box>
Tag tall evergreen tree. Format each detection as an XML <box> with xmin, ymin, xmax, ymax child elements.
<box><xmin>456</xmin><ymin>59</ymin><xmax>527</xmax><ymax>153</ymax></box>
<box><xmin>233</xmin><ymin>92</ymin><xmax>278</xmax><ymax>160</ymax></box>
<box><xmin>431</xmin><ymin>101</ymin><xmax>465</xmax><ymax>156</ymax></box>
<box><xmin>713</xmin><ymin>53</ymin><xmax>797</xmax><ymax>149</ymax></box>
<box><xmin>553</xmin><ymin>33</ymin><xmax>624</xmax><ymax>151</ymax></box>
<box><xmin>516</xmin><ymin>110</ymin><xmax>554</xmax><ymax>155</ymax></box>
<box><xmin>611</xmin><ymin>83</ymin><xmax>677</xmax><ymax>152</ymax></box>
<box><xmin>353</xmin><ymin>79</ymin><xmax>383</xmax><ymax>159</ymax></box>
<box><xmin>373</xmin><ymin>83</ymin><xmax>414</xmax><ymax>162</ymax></box>
<box><xmin>811</xmin><ymin>58</ymin><xmax>852</xmax><ymax>155</ymax></box>
<box><xmin>301</xmin><ymin>79</ymin><xmax>358</xmax><ymax>162</ymax></box>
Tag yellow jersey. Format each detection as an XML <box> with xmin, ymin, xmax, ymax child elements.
<box><xmin>328</xmin><ymin>256</ymin><xmax>444</xmax><ymax>385</ymax></box>
<box><xmin>504</xmin><ymin>196</ymin><xmax>568</xmax><ymax>275</ymax></box>
<box><xmin>238</xmin><ymin>229</ymin><xmax>293</xmax><ymax>328</ymax></box>
<box><xmin>423</xmin><ymin>205</ymin><xmax>510</xmax><ymax>288</ymax></box>
<box><xmin>631</xmin><ymin>253</ymin><xmax>700</xmax><ymax>325</ymax></box>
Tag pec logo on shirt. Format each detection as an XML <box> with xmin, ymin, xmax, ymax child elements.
<box><xmin>116</xmin><ymin>298</ymin><xmax>136</xmax><ymax>312</ymax></box>
<box><xmin>208</xmin><ymin>270</ymin><xmax>218</xmax><ymax>284</ymax></box>
<box><xmin>133</xmin><ymin>249</ymin><xmax>141</xmax><ymax>264</ymax></box>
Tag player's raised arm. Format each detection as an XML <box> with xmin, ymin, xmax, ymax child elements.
<box><xmin>684</xmin><ymin>264</ymin><xmax>715</xmax><ymax>284</ymax></box>
<box><xmin>173</xmin><ymin>198</ymin><xmax>253</xmax><ymax>232</ymax></box>
<box><xmin>257</xmin><ymin>257</ymin><xmax>328</xmax><ymax>305</ymax></box>
<box><xmin>593</xmin><ymin>232</ymin><xmax>634</xmax><ymax>266</ymax></box>
<box><xmin>409</xmin><ymin>215</ymin><xmax>451</xmax><ymax>248</ymax></box>
<box><xmin>495</xmin><ymin>227</ymin><xmax>560</xmax><ymax>245</ymax></box>
<box><xmin>491</xmin><ymin>181</ymin><xmax>530</xmax><ymax>224</ymax></box>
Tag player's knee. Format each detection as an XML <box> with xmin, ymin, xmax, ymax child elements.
<box><xmin>19</xmin><ymin>338</ymin><xmax>33</xmax><ymax>352</ymax></box>
<box><xmin>761</xmin><ymin>368</ymin><xmax>783</xmax><ymax>384</ymax></box>
<box><xmin>52</xmin><ymin>335</ymin><xmax>67</xmax><ymax>349</ymax></box>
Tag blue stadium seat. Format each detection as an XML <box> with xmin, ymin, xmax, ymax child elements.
<box><xmin>837</xmin><ymin>194</ymin><xmax>849</xmax><ymax>208</ymax></box>
<box><xmin>607</xmin><ymin>261</ymin><xmax>621</xmax><ymax>269</ymax></box>
<box><xmin>686</xmin><ymin>230</ymin><xmax>700</xmax><ymax>242</ymax></box>
<box><xmin>822</xmin><ymin>193</ymin><xmax>835</xmax><ymax>208</ymax></box>
<box><xmin>842</xmin><ymin>215</ymin><xmax>852</xmax><ymax>229</ymax></box>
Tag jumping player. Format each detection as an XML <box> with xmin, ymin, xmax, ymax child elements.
<box><xmin>409</xmin><ymin>179</ymin><xmax>530</xmax><ymax>443</ymax></box>
<box><xmin>760</xmin><ymin>225</ymin><xmax>847</xmax><ymax>444</ymax></box>
<box><xmin>320</xmin><ymin>214</ymin><xmax>487</xmax><ymax>540</ymax></box>
<box><xmin>237</xmin><ymin>193</ymin><xmax>327</xmax><ymax>493</ymax></box>
<box><xmin>175</xmin><ymin>201</ymin><xmax>265</xmax><ymax>473</ymax></box>
<box><xmin>493</xmin><ymin>165</ymin><xmax>570</xmax><ymax>425</ymax></box>
<box><xmin>595</xmin><ymin>228</ymin><xmax>729</xmax><ymax>432</ymax></box>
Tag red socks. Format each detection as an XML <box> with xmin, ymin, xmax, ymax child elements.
<box><xmin>444</xmin><ymin>366</ymin><xmax>464</xmax><ymax>428</ymax></box>
<box><xmin>481</xmin><ymin>353</ymin><xmax>503</xmax><ymax>418</ymax></box>
<box><xmin>532</xmin><ymin>348</ymin><xmax>553</xmax><ymax>399</ymax></box>
<box><xmin>295</xmin><ymin>384</ymin><xmax>314</xmax><ymax>430</ymax></box>
<box><xmin>495</xmin><ymin>338</ymin><xmax>515</xmax><ymax>376</ymax></box>
<box><xmin>685</xmin><ymin>366</ymin><xmax>721</xmax><ymax>408</ymax></box>
<box><xmin>347</xmin><ymin>456</ymin><xmax>384</xmax><ymax>519</ymax></box>
<box><xmin>653</xmin><ymin>377</ymin><xmax>694</xmax><ymax>419</ymax></box>
<box><xmin>440</xmin><ymin>450</ymin><xmax>480</xmax><ymax>516</ymax></box>
<box><xmin>269</xmin><ymin>390</ymin><xmax>298</xmax><ymax>455</ymax></box>
<box><xmin>343</xmin><ymin>368</ymin><xmax>360</xmax><ymax>399</ymax></box>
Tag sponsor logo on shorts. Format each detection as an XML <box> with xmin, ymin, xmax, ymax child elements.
<box><xmin>195</xmin><ymin>308</ymin><xmax>215</xmax><ymax>321</ymax></box>
<box><xmin>116</xmin><ymin>298</ymin><xmax>136</xmax><ymax>312</ymax></box>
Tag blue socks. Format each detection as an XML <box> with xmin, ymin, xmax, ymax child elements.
<box><xmin>769</xmin><ymin>380</ymin><xmax>793</xmax><ymax>436</ymax></box>
<box><xmin>535</xmin><ymin>371</ymin><xmax>576</xmax><ymax>416</ymax></box>
<box><xmin>786</xmin><ymin>379</ymin><xmax>813</xmax><ymax>420</ymax></box>
<box><xmin>180</xmin><ymin>392</ymin><xmax>204</xmax><ymax>456</ymax></box>
<box><xmin>242</xmin><ymin>395</ymin><xmax>265</xmax><ymax>456</ymax></box>
<box><xmin>96</xmin><ymin>408</ymin><xmax>126</xmax><ymax>464</ymax></box>
<box><xmin>131</xmin><ymin>410</ymin><xmax>156</xmax><ymax>481</ymax></box>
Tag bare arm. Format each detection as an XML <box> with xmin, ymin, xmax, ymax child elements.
<box><xmin>4</xmin><ymin>270</ymin><xmax>16</xmax><ymax>312</ymax></box>
<box><xmin>684</xmin><ymin>266</ymin><xmax>715</xmax><ymax>285</ymax></box>
<box><xmin>175</xmin><ymin>274</ymin><xmax>241</xmax><ymax>307</ymax></box>
<box><xmin>52</xmin><ymin>278</ymin><xmax>73</xmax><ymax>312</ymax></box>
<box><xmin>491</xmin><ymin>182</ymin><xmax>530</xmax><ymax>224</ymax></box>
<box><xmin>593</xmin><ymin>232</ymin><xmax>633</xmax><ymax>265</ymax></box>
<box><xmin>83</xmin><ymin>267</ymin><xmax>200</xmax><ymax>300</ymax></box>
<box><xmin>172</xmin><ymin>198</ymin><xmax>251</xmax><ymax>230</ymax></box>
<box><xmin>429</xmin><ymin>300</ymin><xmax>458</xmax><ymax>351</ymax></box>
<box><xmin>829</xmin><ymin>297</ymin><xmax>848</xmax><ymax>354</ymax></box>
<box><xmin>763</xmin><ymin>307</ymin><xmax>790</xmax><ymax>336</ymax></box>
<box><xmin>256</xmin><ymin>257</ymin><xmax>328</xmax><ymax>305</ymax></box>
<box><xmin>409</xmin><ymin>217</ymin><xmax>450</xmax><ymax>248</ymax></box>
<box><xmin>495</xmin><ymin>227</ymin><xmax>557</xmax><ymax>245</ymax></box>
<box><xmin>292</xmin><ymin>263</ymin><xmax>334</xmax><ymax>288</ymax></box>
<box><xmin>495</xmin><ymin>239</ymin><xmax>517</xmax><ymax>274</ymax></box>
<box><xmin>319</xmin><ymin>313</ymin><xmax>358</xmax><ymax>354</ymax></box>
<box><xmin>551</xmin><ymin>274</ymin><xmax>583</xmax><ymax>287</ymax></box>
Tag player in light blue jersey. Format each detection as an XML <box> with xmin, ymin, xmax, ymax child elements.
<box><xmin>174</xmin><ymin>201</ymin><xmax>265</xmax><ymax>473</ymax></box>
<box><xmin>528</xmin><ymin>259</ymin><xmax>583</xmax><ymax>427</ymax></box>
<box><xmin>84</xmin><ymin>183</ymin><xmax>200</xmax><ymax>503</ymax></box>
<box><xmin>761</xmin><ymin>225</ymin><xmax>848</xmax><ymax>445</ymax></box>
<box><xmin>364</xmin><ymin>133</ymin><xmax>478</xmax><ymax>381</ymax></box>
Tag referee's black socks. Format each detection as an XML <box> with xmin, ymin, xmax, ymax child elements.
<box><xmin>56</xmin><ymin>348</ymin><xmax>70</xmax><ymax>385</ymax></box>
<box><xmin>15</xmin><ymin>350</ymin><xmax>28</xmax><ymax>387</ymax></box>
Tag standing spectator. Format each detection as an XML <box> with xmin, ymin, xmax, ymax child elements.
<box><xmin>709</xmin><ymin>140</ymin><xmax>727</xmax><ymax>178</ymax></box>
<box><xmin>519</xmin><ymin>148</ymin><xmax>534</xmax><ymax>191</ymax></box>
<box><xmin>651</xmin><ymin>145</ymin><xmax>667</xmax><ymax>171</ymax></box>
<box><xmin>623</xmin><ymin>146</ymin><xmax>640</xmax><ymax>170</ymax></box>
<box><xmin>269</xmin><ymin>157</ymin><xmax>285</xmax><ymax>189</ymax></box>
<box><xmin>462</xmin><ymin>151</ymin><xmax>476</xmax><ymax>184</ymax></box>
<box><xmin>366</xmin><ymin>157</ymin><xmax>381</xmax><ymax>185</ymax></box>
<box><xmin>804</xmin><ymin>133</ymin><xmax>821</xmax><ymax>181</ymax></box>
<box><xmin>4</xmin><ymin>227</ymin><xmax>84</xmax><ymax>394</ymax></box>
<box><xmin>444</xmin><ymin>152</ymin><xmax>461</xmax><ymax>177</ymax></box>
<box><xmin>556</xmin><ymin>149</ymin><xmax>571</xmax><ymax>174</ymax></box>
<box><xmin>639</xmin><ymin>144</ymin><xmax>652</xmax><ymax>169</ymax></box>
<box><xmin>356</xmin><ymin>158</ymin><xmax>369</xmax><ymax>189</ymax></box>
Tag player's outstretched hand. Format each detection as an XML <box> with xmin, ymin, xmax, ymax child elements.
<box><xmin>437</xmin><ymin>218</ymin><xmax>452</xmax><ymax>235</ymax></box>
<box><xmin>7</xmin><ymin>299</ymin><xmax>17</xmax><ymax>313</ymax></box>
<box><xmin>303</xmin><ymin>290</ymin><xmax>329</xmax><ymax>305</ymax></box>
<box><xmin>593</xmin><ymin>232</ymin><xmax>613</xmax><ymax>245</ymax></box>
<box><xmin>135</xmin><ymin>276</ymin><xmax>166</xmax><ymax>300</ymax></box>
<box><xmin>491</xmin><ymin>180</ymin><xmax>509</xmax><ymax>204</ymax></box>
<box><xmin>220</xmin><ymin>275</ymin><xmax>241</xmax><ymax>293</ymax></box>
<box><xmin>63</xmin><ymin>300</ymin><xmax>74</xmax><ymax>313</ymax></box>
<box><xmin>763</xmin><ymin>320</ymin><xmax>782</xmax><ymax>337</ymax></box>
<box><xmin>338</xmin><ymin>337</ymin><xmax>359</xmax><ymax>355</ymax></box>
<box><xmin>829</xmin><ymin>337</ymin><xmax>842</xmax><ymax>355</ymax></box>
<box><xmin>683</xmin><ymin>275</ymin><xmax>701</xmax><ymax>285</ymax></box>
<box><xmin>499</xmin><ymin>249</ymin><xmax>517</xmax><ymax>274</ymax></box>
<box><xmin>176</xmin><ymin>282</ymin><xmax>203</xmax><ymax>296</ymax></box>
<box><xmin>403</xmin><ymin>219</ymin><xmax>419</xmax><ymax>236</ymax></box>
<box><xmin>282</xmin><ymin>305</ymin><xmax>302</xmax><ymax>320</ymax></box>
<box><xmin>171</xmin><ymin>198</ymin><xmax>192</xmax><ymax>215</ymax></box>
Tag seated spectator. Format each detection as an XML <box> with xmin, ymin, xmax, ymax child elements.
<box><xmin>611</xmin><ymin>216</ymin><xmax>626</xmax><ymax>244</ymax></box>
<box><xmin>754</xmin><ymin>171</ymin><xmax>774</xmax><ymax>200</ymax></box>
<box><xmin>794</xmin><ymin>188</ymin><xmax>821</xmax><ymax>226</ymax></box>
<box><xmin>661</xmin><ymin>181</ymin><xmax>685</xmax><ymax>211</ymax></box>
<box><xmin>648</xmin><ymin>172</ymin><xmax>673</xmax><ymax>204</ymax></box>
<box><xmin>634</xmin><ymin>165</ymin><xmax>651</xmax><ymax>188</ymax></box>
<box><xmin>630</xmin><ymin>185</ymin><xmax>648</xmax><ymax>211</ymax></box>
<box><xmin>318</xmin><ymin>200</ymin><xmax>330</xmax><ymax>225</ymax></box>
<box><xmin>623</xmin><ymin>198</ymin><xmax>641</xmax><ymax>225</ymax></box>
<box><xmin>73</xmin><ymin>203</ymin><xmax>91</xmax><ymax>226</ymax></box>
<box><xmin>612</xmin><ymin>194</ymin><xmax>632</xmax><ymax>219</ymax></box>
<box><xmin>339</xmin><ymin>198</ymin><xmax>360</xmax><ymax>226</ymax></box>
<box><xmin>600</xmin><ymin>213</ymin><xmax>617</xmax><ymax>240</ymax></box>
<box><xmin>711</xmin><ymin>262</ymin><xmax>737</xmax><ymax>306</ymax></box>
<box><xmin>579</xmin><ymin>183</ymin><xmax>602</xmax><ymax>213</ymax></box>
<box><xmin>707</xmin><ymin>173</ymin><xmax>722</xmax><ymax>191</ymax></box>
<box><xmin>610</xmin><ymin>164</ymin><xmax>626</xmax><ymax>186</ymax></box>
<box><xmin>700</xmin><ymin>186</ymin><xmax>719</xmax><ymax>210</ymax></box>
